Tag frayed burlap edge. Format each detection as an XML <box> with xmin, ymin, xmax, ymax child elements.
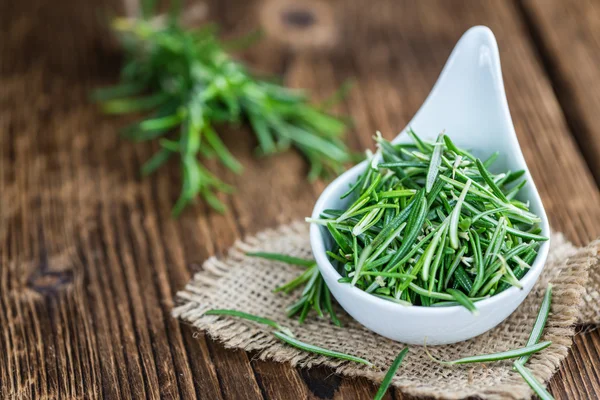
<box><xmin>173</xmin><ymin>221</ymin><xmax>597</xmax><ymax>400</ymax></box>
<box><xmin>579</xmin><ymin>239</ymin><xmax>600</xmax><ymax>325</ymax></box>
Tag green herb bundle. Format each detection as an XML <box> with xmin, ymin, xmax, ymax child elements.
<box><xmin>94</xmin><ymin>14</ymin><xmax>352</xmax><ymax>215</ymax></box>
<box><xmin>308</xmin><ymin>130</ymin><xmax>547</xmax><ymax>312</ymax></box>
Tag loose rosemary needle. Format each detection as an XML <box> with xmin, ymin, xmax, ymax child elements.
<box><xmin>273</xmin><ymin>331</ymin><xmax>373</xmax><ymax>367</ymax></box>
<box><xmin>512</xmin><ymin>284</ymin><xmax>554</xmax><ymax>399</ymax></box>
<box><xmin>374</xmin><ymin>347</ymin><xmax>409</xmax><ymax>400</ymax></box>
<box><xmin>203</xmin><ymin>309</ymin><xmax>294</xmax><ymax>337</ymax></box>
<box><xmin>308</xmin><ymin>129</ymin><xmax>547</xmax><ymax>312</ymax></box>
<box><xmin>516</xmin><ymin>283</ymin><xmax>552</xmax><ymax>366</ymax></box>
<box><xmin>513</xmin><ymin>362</ymin><xmax>555</xmax><ymax>400</ymax></box>
<box><xmin>426</xmin><ymin>341</ymin><xmax>552</xmax><ymax>366</ymax></box>
<box><xmin>94</xmin><ymin>8</ymin><xmax>353</xmax><ymax>215</ymax></box>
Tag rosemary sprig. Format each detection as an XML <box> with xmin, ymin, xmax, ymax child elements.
<box><xmin>513</xmin><ymin>362</ymin><xmax>555</xmax><ymax>400</ymax></box>
<box><xmin>509</xmin><ymin>284</ymin><xmax>555</xmax><ymax>399</ymax></box>
<box><xmin>246</xmin><ymin>252</ymin><xmax>315</xmax><ymax>267</ymax></box>
<box><xmin>247</xmin><ymin>252</ymin><xmax>341</xmax><ymax>326</ymax></box>
<box><xmin>203</xmin><ymin>309</ymin><xmax>294</xmax><ymax>337</ymax></box>
<box><xmin>516</xmin><ymin>284</ymin><xmax>552</xmax><ymax>366</ymax></box>
<box><xmin>309</xmin><ymin>130</ymin><xmax>547</xmax><ymax>312</ymax></box>
<box><xmin>273</xmin><ymin>331</ymin><xmax>373</xmax><ymax>367</ymax></box>
<box><xmin>374</xmin><ymin>348</ymin><xmax>409</xmax><ymax>400</ymax></box>
<box><xmin>203</xmin><ymin>308</ymin><xmax>372</xmax><ymax>367</ymax></box>
<box><xmin>427</xmin><ymin>341</ymin><xmax>552</xmax><ymax>366</ymax></box>
<box><xmin>95</xmin><ymin>13</ymin><xmax>352</xmax><ymax>215</ymax></box>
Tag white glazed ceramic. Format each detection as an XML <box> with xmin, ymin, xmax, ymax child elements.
<box><xmin>309</xmin><ymin>26</ymin><xmax>550</xmax><ymax>345</ymax></box>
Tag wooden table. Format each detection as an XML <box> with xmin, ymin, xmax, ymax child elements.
<box><xmin>2</xmin><ymin>0</ymin><xmax>600</xmax><ymax>398</ymax></box>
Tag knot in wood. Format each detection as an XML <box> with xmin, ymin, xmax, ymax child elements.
<box><xmin>260</xmin><ymin>0</ymin><xmax>337</xmax><ymax>50</ymax></box>
<box><xmin>282</xmin><ymin>9</ymin><xmax>316</xmax><ymax>28</ymax></box>
<box><xmin>27</xmin><ymin>270</ymin><xmax>73</xmax><ymax>295</ymax></box>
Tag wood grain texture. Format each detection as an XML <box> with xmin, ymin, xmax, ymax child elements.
<box><xmin>1</xmin><ymin>0</ymin><xmax>599</xmax><ymax>399</ymax></box>
<box><xmin>520</xmin><ymin>0</ymin><xmax>600</xmax><ymax>184</ymax></box>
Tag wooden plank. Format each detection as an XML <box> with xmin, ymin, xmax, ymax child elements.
<box><xmin>0</xmin><ymin>0</ymin><xmax>226</xmax><ymax>398</ymax></box>
<box><xmin>251</xmin><ymin>360</ymin><xmax>313</xmax><ymax>400</ymax></box>
<box><xmin>521</xmin><ymin>0</ymin><xmax>600</xmax><ymax>184</ymax></box>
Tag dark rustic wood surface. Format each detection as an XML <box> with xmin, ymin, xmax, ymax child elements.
<box><xmin>521</xmin><ymin>0</ymin><xmax>600</xmax><ymax>187</ymax></box>
<box><xmin>1</xmin><ymin>0</ymin><xmax>600</xmax><ymax>399</ymax></box>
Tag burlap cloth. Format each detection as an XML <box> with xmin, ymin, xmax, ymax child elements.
<box><xmin>173</xmin><ymin>222</ymin><xmax>600</xmax><ymax>399</ymax></box>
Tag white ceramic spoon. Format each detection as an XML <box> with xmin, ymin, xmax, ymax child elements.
<box><xmin>309</xmin><ymin>26</ymin><xmax>550</xmax><ymax>345</ymax></box>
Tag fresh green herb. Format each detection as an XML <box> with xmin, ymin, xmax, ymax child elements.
<box><xmin>427</xmin><ymin>341</ymin><xmax>552</xmax><ymax>365</ymax></box>
<box><xmin>426</xmin><ymin>134</ymin><xmax>444</xmax><ymax>193</ymax></box>
<box><xmin>447</xmin><ymin>288</ymin><xmax>478</xmax><ymax>315</ymax></box>
<box><xmin>203</xmin><ymin>309</ymin><xmax>294</xmax><ymax>337</ymax></box>
<box><xmin>95</xmin><ymin>13</ymin><xmax>352</xmax><ymax>215</ymax></box>
<box><xmin>509</xmin><ymin>286</ymin><xmax>554</xmax><ymax>397</ymax></box>
<box><xmin>308</xmin><ymin>130</ymin><xmax>547</xmax><ymax>312</ymax></box>
<box><xmin>204</xmin><ymin>308</ymin><xmax>372</xmax><ymax>367</ymax></box>
<box><xmin>273</xmin><ymin>331</ymin><xmax>373</xmax><ymax>367</ymax></box>
<box><xmin>247</xmin><ymin>252</ymin><xmax>341</xmax><ymax>326</ymax></box>
<box><xmin>516</xmin><ymin>284</ymin><xmax>552</xmax><ymax>366</ymax></box>
<box><xmin>374</xmin><ymin>348</ymin><xmax>409</xmax><ymax>400</ymax></box>
<box><xmin>513</xmin><ymin>362</ymin><xmax>555</xmax><ymax>400</ymax></box>
<box><xmin>245</xmin><ymin>252</ymin><xmax>315</xmax><ymax>267</ymax></box>
<box><xmin>449</xmin><ymin>180</ymin><xmax>471</xmax><ymax>249</ymax></box>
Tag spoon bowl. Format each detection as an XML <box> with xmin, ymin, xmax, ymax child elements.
<box><xmin>309</xmin><ymin>26</ymin><xmax>550</xmax><ymax>345</ymax></box>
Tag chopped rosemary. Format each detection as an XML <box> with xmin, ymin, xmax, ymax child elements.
<box><xmin>247</xmin><ymin>252</ymin><xmax>341</xmax><ymax>326</ymax></box>
<box><xmin>95</xmin><ymin>10</ymin><xmax>352</xmax><ymax>215</ymax></box>
<box><xmin>374</xmin><ymin>347</ymin><xmax>409</xmax><ymax>400</ymax></box>
<box><xmin>308</xmin><ymin>130</ymin><xmax>547</xmax><ymax>312</ymax></box>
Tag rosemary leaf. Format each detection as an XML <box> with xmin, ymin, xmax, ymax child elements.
<box><xmin>273</xmin><ymin>331</ymin><xmax>373</xmax><ymax>367</ymax></box>
<box><xmin>204</xmin><ymin>309</ymin><xmax>294</xmax><ymax>337</ymax></box>
<box><xmin>374</xmin><ymin>348</ymin><xmax>409</xmax><ymax>400</ymax></box>
<box><xmin>432</xmin><ymin>341</ymin><xmax>552</xmax><ymax>365</ymax></box>
<box><xmin>516</xmin><ymin>284</ymin><xmax>552</xmax><ymax>366</ymax></box>
<box><xmin>426</xmin><ymin>134</ymin><xmax>444</xmax><ymax>193</ymax></box>
<box><xmin>447</xmin><ymin>288</ymin><xmax>478</xmax><ymax>315</ymax></box>
<box><xmin>246</xmin><ymin>252</ymin><xmax>315</xmax><ymax>267</ymax></box>
<box><xmin>513</xmin><ymin>362</ymin><xmax>555</xmax><ymax>400</ymax></box>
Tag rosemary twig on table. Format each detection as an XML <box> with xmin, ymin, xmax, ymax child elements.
<box><xmin>513</xmin><ymin>362</ymin><xmax>554</xmax><ymax>400</ymax></box>
<box><xmin>273</xmin><ymin>331</ymin><xmax>373</xmax><ymax>367</ymax></box>
<box><xmin>516</xmin><ymin>284</ymin><xmax>552</xmax><ymax>366</ymax></box>
<box><xmin>203</xmin><ymin>309</ymin><xmax>294</xmax><ymax>337</ymax></box>
<box><xmin>426</xmin><ymin>341</ymin><xmax>552</xmax><ymax>366</ymax></box>
<box><xmin>94</xmin><ymin>8</ymin><xmax>353</xmax><ymax>215</ymax></box>
<box><xmin>202</xmin><ymin>309</ymin><xmax>372</xmax><ymax>367</ymax></box>
<box><xmin>512</xmin><ymin>284</ymin><xmax>555</xmax><ymax>399</ymax></box>
<box><xmin>308</xmin><ymin>130</ymin><xmax>547</xmax><ymax>312</ymax></box>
